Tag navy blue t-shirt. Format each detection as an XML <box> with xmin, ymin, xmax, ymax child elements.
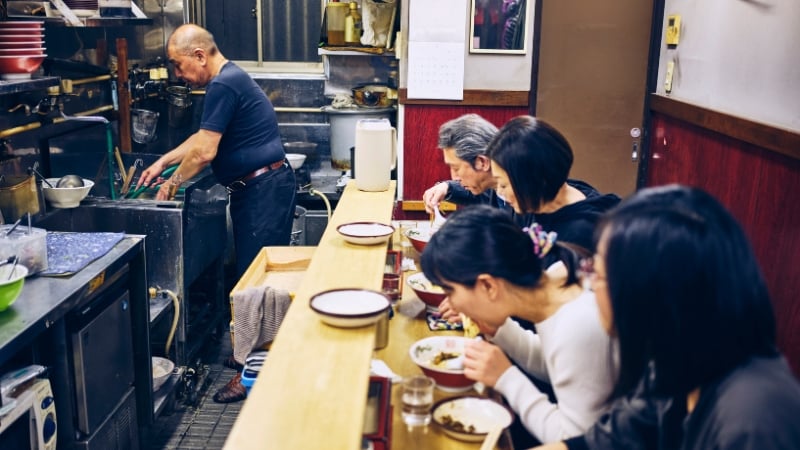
<box><xmin>201</xmin><ymin>62</ymin><xmax>285</xmax><ymax>185</ymax></box>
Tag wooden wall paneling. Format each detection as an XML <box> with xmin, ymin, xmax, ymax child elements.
<box><xmin>401</xmin><ymin>105</ymin><xmax>528</xmax><ymax>203</ymax></box>
<box><xmin>645</xmin><ymin>112</ymin><xmax>800</xmax><ymax>376</ymax></box>
<box><xmin>751</xmin><ymin>150</ymin><xmax>800</xmax><ymax>376</ymax></box>
<box><xmin>646</xmin><ymin>113</ymin><xmax>760</xmax><ymax>222</ymax></box>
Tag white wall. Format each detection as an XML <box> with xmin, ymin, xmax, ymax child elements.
<box><xmin>656</xmin><ymin>0</ymin><xmax>800</xmax><ymax>131</ymax></box>
<box><xmin>399</xmin><ymin>0</ymin><xmax>536</xmax><ymax>92</ymax></box>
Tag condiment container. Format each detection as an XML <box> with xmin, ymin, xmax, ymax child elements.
<box><xmin>0</xmin><ymin>225</ymin><xmax>48</xmax><ymax>274</ymax></box>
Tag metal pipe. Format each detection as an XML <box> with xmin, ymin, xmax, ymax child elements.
<box><xmin>273</xmin><ymin>107</ymin><xmax>325</xmax><ymax>113</ymax></box>
<box><xmin>0</xmin><ymin>105</ymin><xmax>115</xmax><ymax>139</ymax></box>
<box><xmin>70</xmin><ymin>74</ymin><xmax>113</xmax><ymax>86</ymax></box>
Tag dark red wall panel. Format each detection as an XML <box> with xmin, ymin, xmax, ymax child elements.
<box><xmin>402</xmin><ymin>105</ymin><xmax>528</xmax><ymax>201</ymax></box>
<box><xmin>646</xmin><ymin>112</ymin><xmax>800</xmax><ymax>376</ymax></box>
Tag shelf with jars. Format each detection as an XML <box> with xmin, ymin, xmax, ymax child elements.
<box><xmin>4</xmin><ymin>0</ymin><xmax>152</xmax><ymax>27</ymax></box>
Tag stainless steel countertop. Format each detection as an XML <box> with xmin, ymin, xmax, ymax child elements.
<box><xmin>0</xmin><ymin>236</ymin><xmax>144</xmax><ymax>366</ymax></box>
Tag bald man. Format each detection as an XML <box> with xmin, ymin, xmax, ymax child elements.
<box><xmin>138</xmin><ymin>24</ymin><xmax>296</xmax><ymax>279</ymax></box>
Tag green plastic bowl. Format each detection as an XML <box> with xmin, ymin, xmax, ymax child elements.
<box><xmin>0</xmin><ymin>264</ymin><xmax>28</xmax><ymax>312</ymax></box>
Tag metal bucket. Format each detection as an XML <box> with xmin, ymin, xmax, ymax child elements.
<box><xmin>0</xmin><ymin>175</ymin><xmax>40</xmax><ymax>222</ymax></box>
<box><xmin>131</xmin><ymin>108</ymin><xmax>159</xmax><ymax>144</ymax></box>
<box><xmin>166</xmin><ymin>86</ymin><xmax>192</xmax><ymax>128</ymax></box>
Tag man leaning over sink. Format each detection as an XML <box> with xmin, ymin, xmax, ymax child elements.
<box><xmin>136</xmin><ymin>24</ymin><xmax>296</xmax><ymax>278</ymax></box>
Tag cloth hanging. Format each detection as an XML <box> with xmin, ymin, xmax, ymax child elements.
<box><xmin>232</xmin><ymin>285</ymin><xmax>292</xmax><ymax>365</ymax></box>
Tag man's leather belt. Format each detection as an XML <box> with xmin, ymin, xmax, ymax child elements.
<box><xmin>227</xmin><ymin>159</ymin><xmax>288</xmax><ymax>193</ymax></box>
<box><xmin>241</xmin><ymin>159</ymin><xmax>288</xmax><ymax>182</ymax></box>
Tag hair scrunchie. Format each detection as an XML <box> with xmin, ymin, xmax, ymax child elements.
<box><xmin>523</xmin><ymin>223</ymin><xmax>557</xmax><ymax>259</ymax></box>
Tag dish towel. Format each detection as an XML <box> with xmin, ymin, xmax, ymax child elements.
<box><xmin>232</xmin><ymin>285</ymin><xmax>292</xmax><ymax>366</ymax></box>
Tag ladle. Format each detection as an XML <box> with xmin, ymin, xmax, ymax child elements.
<box><xmin>29</xmin><ymin>164</ymin><xmax>54</xmax><ymax>188</ymax></box>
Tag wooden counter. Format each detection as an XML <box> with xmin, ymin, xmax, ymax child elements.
<box><xmin>225</xmin><ymin>181</ymin><xmax>397</xmax><ymax>450</ymax></box>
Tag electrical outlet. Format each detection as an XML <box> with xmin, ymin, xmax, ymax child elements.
<box><xmin>666</xmin><ymin>15</ymin><xmax>681</xmax><ymax>46</ymax></box>
<box><xmin>664</xmin><ymin>60</ymin><xmax>675</xmax><ymax>93</ymax></box>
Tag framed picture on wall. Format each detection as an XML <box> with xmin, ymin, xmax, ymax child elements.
<box><xmin>469</xmin><ymin>0</ymin><xmax>528</xmax><ymax>54</ymax></box>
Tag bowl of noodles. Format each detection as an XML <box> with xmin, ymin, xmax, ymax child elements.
<box><xmin>409</xmin><ymin>336</ymin><xmax>474</xmax><ymax>392</ymax></box>
<box><xmin>406</xmin><ymin>272</ymin><xmax>447</xmax><ymax>310</ymax></box>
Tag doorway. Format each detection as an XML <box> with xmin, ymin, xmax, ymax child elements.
<box><xmin>533</xmin><ymin>0</ymin><xmax>656</xmax><ymax>197</ymax></box>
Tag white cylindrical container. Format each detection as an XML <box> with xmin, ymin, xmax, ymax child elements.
<box><xmin>324</xmin><ymin>106</ymin><xmax>394</xmax><ymax>171</ymax></box>
<box><xmin>354</xmin><ymin>118</ymin><xmax>396</xmax><ymax>192</ymax></box>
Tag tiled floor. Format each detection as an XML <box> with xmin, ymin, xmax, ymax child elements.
<box><xmin>147</xmin><ymin>335</ymin><xmax>244</xmax><ymax>450</ymax></box>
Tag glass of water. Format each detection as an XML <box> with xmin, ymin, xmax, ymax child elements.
<box><xmin>401</xmin><ymin>375</ymin><xmax>435</xmax><ymax>426</ymax></box>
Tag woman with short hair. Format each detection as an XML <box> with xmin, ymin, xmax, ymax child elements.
<box><xmin>487</xmin><ymin>116</ymin><xmax>620</xmax><ymax>252</ymax></box>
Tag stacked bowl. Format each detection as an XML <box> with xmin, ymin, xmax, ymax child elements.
<box><xmin>0</xmin><ymin>21</ymin><xmax>47</xmax><ymax>80</ymax></box>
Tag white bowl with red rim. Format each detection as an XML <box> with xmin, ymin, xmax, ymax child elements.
<box><xmin>337</xmin><ymin>222</ymin><xmax>395</xmax><ymax>246</ymax></box>
<box><xmin>409</xmin><ymin>336</ymin><xmax>475</xmax><ymax>392</ymax></box>
<box><xmin>310</xmin><ymin>288</ymin><xmax>391</xmax><ymax>328</ymax></box>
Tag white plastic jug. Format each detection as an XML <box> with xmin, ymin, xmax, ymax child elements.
<box><xmin>354</xmin><ymin>118</ymin><xmax>396</xmax><ymax>192</ymax></box>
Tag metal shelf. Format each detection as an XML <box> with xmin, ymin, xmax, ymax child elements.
<box><xmin>318</xmin><ymin>47</ymin><xmax>395</xmax><ymax>57</ymax></box>
<box><xmin>0</xmin><ymin>76</ymin><xmax>60</xmax><ymax>96</ymax></box>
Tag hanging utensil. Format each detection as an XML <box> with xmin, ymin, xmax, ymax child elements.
<box><xmin>7</xmin><ymin>256</ymin><xmax>18</xmax><ymax>280</ymax></box>
<box><xmin>4</xmin><ymin>218</ymin><xmax>21</xmax><ymax>236</ymax></box>
<box><xmin>29</xmin><ymin>162</ymin><xmax>54</xmax><ymax>188</ymax></box>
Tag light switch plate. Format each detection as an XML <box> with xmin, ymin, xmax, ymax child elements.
<box><xmin>666</xmin><ymin>15</ymin><xmax>681</xmax><ymax>46</ymax></box>
<box><xmin>664</xmin><ymin>60</ymin><xmax>675</xmax><ymax>93</ymax></box>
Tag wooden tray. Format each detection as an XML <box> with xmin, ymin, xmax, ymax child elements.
<box><xmin>231</xmin><ymin>246</ymin><xmax>316</xmax><ymax>296</ymax></box>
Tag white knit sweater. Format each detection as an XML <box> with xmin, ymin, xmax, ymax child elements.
<box><xmin>491</xmin><ymin>290</ymin><xmax>618</xmax><ymax>443</ymax></box>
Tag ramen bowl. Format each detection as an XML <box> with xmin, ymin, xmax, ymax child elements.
<box><xmin>432</xmin><ymin>396</ymin><xmax>513</xmax><ymax>442</ymax></box>
<box><xmin>409</xmin><ymin>336</ymin><xmax>474</xmax><ymax>392</ymax></box>
<box><xmin>406</xmin><ymin>272</ymin><xmax>447</xmax><ymax>310</ymax></box>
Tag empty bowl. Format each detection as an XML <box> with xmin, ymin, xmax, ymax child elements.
<box><xmin>0</xmin><ymin>264</ymin><xmax>29</xmax><ymax>312</ymax></box>
<box><xmin>404</xmin><ymin>227</ymin><xmax>432</xmax><ymax>253</ymax></box>
<box><xmin>431</xmin><ymin>396</ymin><xmax>513</xmax><ymax>442</ymax></box>
<box><xmin>409</xmin><ymin>336</ymin><xmax>474</xmax><ymax>392</ymax></box>
<box><xmin>285</xmin><ymin>153</ymin><xmax>307</xmax><ymax>170</ymax></box>
<box><xmin>337</xmin><ymin>222</ymin><xmax>394</xmax><ymax>246</ymax></box>
<box><xmin>310</xmin><ymin>288</ymin><xmax>391</xmax><ymax>328</ymax></box>
<box><xmin>42</xmin><ymin>178</ymin><xmax>94</xmax><ymax>208</ymax></box>
<box><xmin>406</xmin><ymin>272</ymin><xmax>447</xmax><ymax>311</ymax></box>
<box><xmin>152</xmin><ymin>356</ymin><xmax>175</xmax><ymax>391</ymax></box>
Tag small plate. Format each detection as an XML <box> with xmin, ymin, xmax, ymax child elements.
<box><xmin>337</xmin><ymin>222</ymin><xmax>394</xmax><ymax>246</ymax></box>
<box><xmin>310</xmin><ymin>289</ymin><xmax>391</xmax><ymax>328</ymax></box>
<box><xmin>432</xmin><ymin>396</ymin><xmax>513</xmax><ymax>442</ymax></box>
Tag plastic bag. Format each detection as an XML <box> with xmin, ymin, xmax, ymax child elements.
<box><xmin>361</xmin><ymin>0</ymin><xmax>396</xmax><ymax>47</ymax></box>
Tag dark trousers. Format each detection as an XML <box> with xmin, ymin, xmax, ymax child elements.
<box><xmin>229</xmin><ymin>165</ymin><xmax>296</xmax><ymax>277</ymax></box>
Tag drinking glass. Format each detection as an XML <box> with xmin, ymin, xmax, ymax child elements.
<box><xmin>401</xmin><ymin>375</ymin><xmax>434</xmax><ymax>426</ymax></box>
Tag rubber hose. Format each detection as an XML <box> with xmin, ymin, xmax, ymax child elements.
<box><xmin>308</xmin><ymin>188</ymin><xmax>332</xmax><ymax>222</ymax></box>
<box><xmin>161</xmin><ymin>289</ymin><xmax>180</xmax><ymax>356</ymax></box>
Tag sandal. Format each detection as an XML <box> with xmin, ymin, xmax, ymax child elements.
<box><xmin>222</xmin><ymin>354</ymin><xmax>244</xmax><ymax>371</ymax></box>
<box><xmin>212</xmin><ymin>372</ymin><xmax>247</xmax><ymax>403</ymax></box>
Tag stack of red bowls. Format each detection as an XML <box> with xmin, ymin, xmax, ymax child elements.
<box><xmin>0</xmin><ymin>21</ymin><xmax>47</xmax><ymax>80</ymax></box>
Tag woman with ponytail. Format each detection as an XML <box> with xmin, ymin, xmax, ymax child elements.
<box><xmin>421</xmin><ymin>205</ymin><xmax>617</xmax><ymax>445</ymax></box>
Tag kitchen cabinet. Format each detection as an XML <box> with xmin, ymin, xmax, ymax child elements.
<box><xmin>0</xmin><ymin>237</ymin><xmax>148</xmax><ymax>450</ymax></box>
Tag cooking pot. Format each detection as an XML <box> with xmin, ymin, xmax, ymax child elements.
<box><xmin>352</xmin><ymin>84</ymin><xmax>396</xmax><ymax>108</ymax></box>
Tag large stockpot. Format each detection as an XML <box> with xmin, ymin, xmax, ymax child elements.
<box><xmin>351</xmin><ymin>84</ymin><xmax>396</xmax><ymax>108</ymax></box>
<box><xmin>323</xmin><ymin>105</ymin><xmax>394</xmax><ymax>171</ymax></box>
